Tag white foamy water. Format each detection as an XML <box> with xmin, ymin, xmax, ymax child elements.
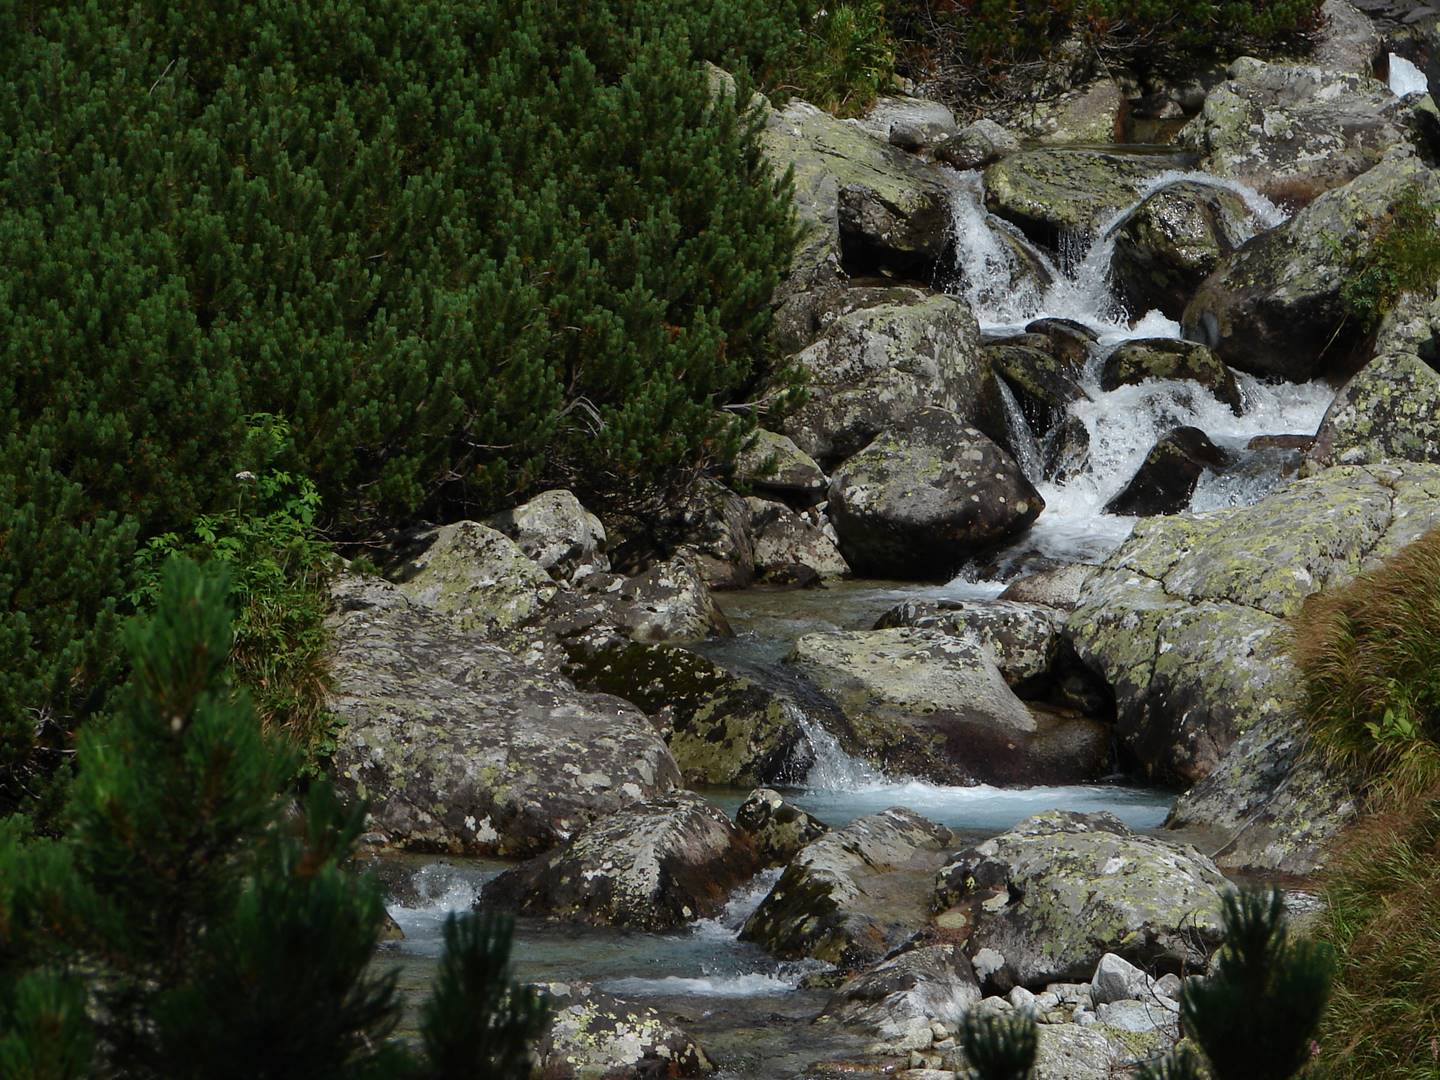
<box><xmin>795</xmin><ymin>706</ymin><xmax>887</xmax><ymax>791</ymax></box>
<box><xmin>1389</xmin><ymin>54</ymin><xmax>1428</xmax><ymax>98</ymax></box>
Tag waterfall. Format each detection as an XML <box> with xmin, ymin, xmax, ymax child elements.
<box><xmin>995</xmin><ymin>379</ymin><xmax>1045</xmax><ymax>484</ymax></box>
<box><xmin>791</xmin><ymin>705</ymin><xmax>885</xmax><ymax>791</ymax></box>
<box><xmin>1389</xmin><ymin>54</ymin><xmax>1428</xmax><ymax>99</ymax></box>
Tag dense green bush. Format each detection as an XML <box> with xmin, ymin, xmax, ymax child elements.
<box><xmin>0</xmin><ymin>0</ymin><xmax>806</xmax><ymax>800</ymax></box>
<box><xmin>0</xmin><ymin>558</ymin><xmax>547</xmax><ymax>1077</ymax></box>
<box><xmin>783</xmin><ymin>3</ymin><xmax>898</xmax><ymax>116</ymax></box>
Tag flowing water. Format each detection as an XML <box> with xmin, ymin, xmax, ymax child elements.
<box><xmin>381</xmin><ymin>151</ymin><xmax>1336</xmax><ymax>1077</ymax></box>
<box><xmin>1389</xmin><ymin>54</ymin><xmax>1428</xmax><ymax>99</ymax></box>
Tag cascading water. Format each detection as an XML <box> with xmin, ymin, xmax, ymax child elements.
<box><xmin>1389</xmin><ymin>54</ymin><xmax>1429</xmax><ymax>99</ymax></box>
<box><xmin>941</xmin><ymin>163</ymin><xmax>1335</xmax><ymax>570</ymax></box>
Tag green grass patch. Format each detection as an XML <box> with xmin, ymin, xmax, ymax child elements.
<box><xmin>1339</xmin><ymin>187</ymin><xmax>1440</xmax><ymax>334</ymax></box>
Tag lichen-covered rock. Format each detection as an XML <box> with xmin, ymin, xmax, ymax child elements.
<box><xmin>562</xmin><ymin>638</ymin><xmax>812</xmax><ymax>787</ymax></box>
<box><xmin>983</xmin><ymin>150</ymin><xmax>1164</xmax><ymax>247</ymax></box>
<box><xmin>1031</xmin><ymin>1021</ymin><xmax>1168</xmax><ymax>1079</ymax></box>
<box><xmin>873</xmin><ymin>598</ymin><xmax>1064</xmax><ymax>690</ymax></box>
<box><xmin>780</xmin><ymin>296</ymin><xmax>988</xmax><ymax>467</ymax></box>
<box><xmin>1100</xmin><ymin>339</ymin><xmax>1242</xmax><ymax>413</ymax></box>
<box><xmin>1183</xmin><ymin>154</ymin><xmax>1440</xmax><ymax>379</ymax></box>
<box><xmin>735</xmin><ymin>788</ymin><xmax>829</xmax><ymax>868</ymax></box>
<box><xmin>1025</xmin><ymin>318</ymin><xmax>1097</xmax><ymax>368</ymax></box>
<box><xmin>481</xmin><ymin>792</ymin><xmax>757</xmax><ymax>930</ymax></box>
<box><xmin>827</xmin><ymin>408</ymin><xmax>1043</xmax><ymax>580</ymax></box>
<box><xmin>391</xmin><ymin>520</ymin><xmax>558</xmax><ymax>636</ymax></box>
<box><xmin>733</xmin><ymin>428</ymin><xmax>828</xmax><ymax>506</ymax></box>
<box><xmin>747</xmin><ymin>497</ymin><xmax>851</xmax><ymax>582</ymax></box>
<box><xmin>858</xmin><ymin>95</ymin><xmax>958</xmax><ymax>151</ymax></box>
<box><xmin>486</xmin><ymin>489</ymin><xmax>608</xmax><ymax>582</ymax></box>
<box><xmin>1068</xmin><ymin>462</ymin><xmax>1440</xmax><ymax>789</ymax></box>
<box><xmin>1312</xmin><ymin>0</ymin><xmax>1382</xmax><ymax>77</ymax></box>
<box><xmin>533</xmin><ymin>982</ymin><xmax>713</xmax><ymax>1078</ymax></box>
<box><xmin>538</xmin><ymin>555</ymin><xmax>731</xmax><ymax>646</ymax></box>
<box><xmin>1311</xmin><ymin>290</ymin><xmax>1440</xmax><ymax>467</ymax></box>
<box><xmin>987</xmin><ymin>343</ymin><xmax>1089</xmax><ymax>437</ymax></box>
<box><xmin>937</xmin><ymin>118</ymin><xmax>1023</xmax><ymax>170</ymax></box>
<box><xmin>1104</xmin><ymin>426</ymin><xmax>1229</xmax><ymax>517</ymax></box>
<box><xmin>673</xmin><ymin>479</ymin><xmax>756</xmax><ymax>591</ymax></box>
<box><xmin>1177</xmin><ymin>57</ymin><xmax>1413</xmax><ymax>203</ymax></box>
<box><xmin>786</xmin><ymin>628</ymin><xmax>1109</xmax><ymax>785</ymax></box>
<box><xmin>1033</xmin><ymin>79</ymin><xmax>1127</xmax><ymax>145</ymax></box>
<box><xmin>741</xmin><ymin>808</ymin><xmax>953</xmax><ymax>970</ymax></box>
<box><xmin>998</xmin><ymin>564</ymin><xmax>1094</xmax><ymax>611</ymax></box>
<box><xmin>819</xmin><ymin>944</ymin><xmax>981</xmax><ymax>1051</ymax></box>
<box><xmin>327</xmin><ymin>576</ymin><xmax>680</xmax><ymax>856</ymax></box>
<box><xmin>932</xmin><ymin>811</ymin><xmax>1228</xmax><ymax>991</ymax></box>
<box><xmin>1110</xmin><ymin>182</ymin><xmax>1264</xmax><ymax>322</ymax></box>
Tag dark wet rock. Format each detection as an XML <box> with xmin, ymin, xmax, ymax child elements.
<box><xmin>1177</xmin><ymin>57</ymin><xmax>1414</xmax><ymax>204</ymax></box>
<box><xmin>1120</xmin><ymin>165</ymin><xmax>1318</xmax><ymax>328</ymax></box>
<box><xmin>983</xmin><ymin>150</ymin><xmax>1164</xmax><ymax>248</ymax></box>
<box><xmin>1311</xmin><ymin>289</ymin><xmax>1440</xmax><ymax>467</ymax></box>
<box><xmin>736</xmin><ymin>788</ymin><xmax>830</xmax><ymax>868</ymax></box>
<box><xmin>1044</xmin><ymin>414</ymin><xmax>1092</xmax><ymax>484</ymax></box>
<box><xmin>1185</xmin><ymin>155</ymin><xmax>1440</xmax><ymax>379</ymax></box>
<box><xmin>533</xmin><ymin>982</ymin><xmax>714</xmax><ymax>1078</ymax></box>
<box><xmin>937</xmin><ymin>119</ymin><xmax>1022</xmax><ymax>170</ymax></box>
<box><xmin>998</xmin><ymin>564</ymin><xmax>1094</xmax><ymax>611</ymax></box>
<box><xmin>1100</xmin><ymin>338</ymin><xmax>1242</xmax><ymax>413</ymax></box>
<box><xmin>1250</xmin><ymin>434</ymin><xmax>1315</xmax><ymax>452</ymax></box>
<box><xmin>741</xmin><ymin>808</ymin><xmax>953</xmax><ymax>970</ymax></box>
<box><xmin>1025</xmin><ymin>319</ymin><xmax>1099</xmax><ymax>367</ymax></box>
<box><xmin>562</xmin><ymin>638</ymin><xmax>812</xmax><ymax>788</ymax></box>
<box><xmin>1068</xmin><ymin>463</ymin><xmax>1440</xmax><ymax>791</ymax></box>
<box><xmin>819</xmin><ymin>944</ymin><xmax>981</xmax><ymax>1050</ymax></box>
<box><xmin>733</xmin><ymin>428</ymin><xmax>828</xmax><ymax>507</ymax></box>
<box><xmin>780</xmin><ymin>295</ymin><xmax>988</xmax><ymax>467</ymax></box>
<box><xmin>786</xmin><ymin>628</ymin><xmax>1110</xmax><ymax>785</ymax></box>
<box><xmin>747</xmin><ymin>497</ymin><xmax>850</xmax><ymax>583</ymax></box>
<box><xmin>827</xmin><ymin>408</ymin><xmax>1043</xmax><ymax>580</ymax></box>
<box><xmin>1104</xmin><ymin>426</ymin><xmax>1230</xmax><ymax>517</ymax></box>
<box><xmin>482</xmin><ymin>792</ymin><xmax>758</xmax><ymax>930</ymax></box>
<box><xmin>932</xmin><ymin>811</ymin><xmax>1228</xmax><ymax>992</ymax></box>
<box><xmin>486</xmin><ymin>489</ymin><xmax>609</xmax><ymax>583</ymax></box>
<box><xmin>327</xmin><ymin>576</ymin><xmax>681</xmax><ymax>857</ymax></box>
<box><xmin>987</xmin><ymin>343</ymin><xmax>1089</xmax><ymax>436</ymax></box>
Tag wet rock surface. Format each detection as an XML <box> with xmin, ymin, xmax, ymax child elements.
<box><xmin>1100</xmin><ymin>338</ymin><xmax>1242</xmax><ymax>413</ymax></box>
<box><xmin>481</xmin><ymin>791</ymin><xmax>758</xmax><ymax>930</ymax></box>
<box><xmin>1104</xmin><ymin>426</ymin><xmax>1230</xmax><ymax>517</ymax></box>
<box><xmin>327</xmin><ymin>576</ymin><xmax>681</xmax><ymax>856</ymax></box>
<box><xmin>983</xmin><ymin>149</ymin><xmax>1163</xmax><ymax>248</ymax></box>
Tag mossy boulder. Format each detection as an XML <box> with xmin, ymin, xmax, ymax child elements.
<box><xmin>735</xmin><ymin>788</ymin><xmax>829</xmax><ymax>869</ymax></box>
<box><xmin>740</xmin><ymin>808</ymin><xmax>953</xmax><ymax>971</ymax></box>
<box><xmin>1183</xmin><ymin>155</ymin><xmax>1440</xmax><ymax>379</ymax></box>
<box><xmin>562</xmin><ymin>638</ymin><xmax>813</xmax><ymax>787</ymax></box>
<box><xmin>873</xmin><ymin>598</ymin><xmax>1064</xmax><ymax>690</ymax></box>
<box><xmin>533</xmin><ymin>982</ymin><xmax>713</xmax><ymax>1078</ymax></box>
<box><xmin>780</xmin><ymin>296</ymin><xmax>988</xmax><ymax>467</ymax></box>
<box><xmin>1177</xmin><ymin>58</ymin><xmax>1413</xmax><ymax>204</ymax></box>
<box><xmin>1311</xmin><ymin>290</ymin><xmax>1440</xmax><ymax>467</ymax></box>
<box><xmin>732</xmin><ymin>428</ymin><xmax>828</xmax><ymax>507</ymax></box>
<box><xmin>327</xmin><ymin>576</ymin><xmax>681</xmax><ymax>857</ymax></box>
<box><xmin>481</xmin><ymin>791</ymin><xmax>758</xmax><ymax>930</ymax></box>
<box><xmin>983</xmin><ymin>150</ymin><xmax>1165</xmax><ymax>248</ymax></box>
<box><xmin>827</xmin><ymin>408</ymin><xmax>1042</xmax><ymax>580</ymax></box>
<box><xmin>786</xmin><ymin>627</ymin><xmax>1109</xmax><ymax>785</ymax></box>
<box><xmin>986</xmin><ymin>343</ymin><xmax>1089</xmax><ymax>437</ymax></box>
<box><xmin>1110</xmin><ymin>181</ymin><xmax>1262</xmax><ymax>322</ymax></box>
<box><xmin>937</xmin><ymin>119</ymin><xmax>1021</xmax><ymax>171</ymax></box>
<box><xmin>534</xmin><ymin>554</ymin><xmax>731</xmax><ymax>648</ymax></box>
<box><xmin>1100</xmin><ymin>338</ymin><xmax>1242</xmax><ymax>413</ymax></box>
<box><xmin>932</xmin><ymin>811</ymin><xmax>1227</xmax><ymax>992</ymax></box>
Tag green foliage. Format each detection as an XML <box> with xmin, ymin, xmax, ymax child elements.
<box><xmin>1181</xmin><ymin>888</ymin><xmax>1333</xmax><ymax>1080</ymax></box>
<box><xmin>786</xmin><ymin>3</ymin><xmax>897</xmax><ymax>116</ymax></box>
<box><xmin>1317</xmin><ymin>795</ymin><xmax>1440</xmax><ymax>1078</ymax></box>
<box><xmin>1294</xmin><ymin>525</ymin><xmax>1440</xmax><ymax>797</ymax></box>
<box><xmin>960</xmin><ymin>1008</ymin><xmax>1038</xmax><ymax>1080</ymax></box>
<box><xmin>0</xmin><ymin>558</ymin><xmax>546</xmax><ymax>1076</ymax></box>
<box><xmin>1338</xmin><ymin>188</ymin><xmax>1440</xmax><ymax>333</ymax></box>
<box><xmin>1135</xmin><ymin>1044</ymin><xmax>1207</xmax><ymax>1080</ymax></box>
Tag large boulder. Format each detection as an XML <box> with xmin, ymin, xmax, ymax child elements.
<box><xmin>747</xmin><ymin>497</ymin><xmax>851</xmax><ymax>583</ymax></box>
<box><xmin>987</xmin><ymin>342</ymin><xmax>1089</xmax><ymax>437</ymax></box>
<box><xmin>672</xmin><ymin>479</ymin><xmax>756</xmax><ymax>591</ymax></box>
<box><xmin>741</xmin><ymin>808</ymin><xmax>953</xmax><ymax>970</ymax></box>
<box><xmin>480</xmin><ymin>792</ymin><xmax>758</xmax><ymax>930</ymax></box>
<box><xmin>1312</xmin><ymin>0</ymin><xmax>1382</xmax><ymax>77</ymax></box>
<box><xmin>786</xmin><ymin>628</ymin><xmax>1110</xmax><ymax>785</ymax></box>
<box><xmin>1177</xmin><ymin>57</ymin><xmax>1413</xmax><ymax>204</ymax></box>
<box><xmin>780</xmin><ymin>295</ymin><xmax>988</xmax><ymax>467</ymax></box>
<box><xmin>1067</xmin><ymin>463</ymin><xmax>1440</xmax><ymax>790</ymax></box>
<box><xmin>873</xmin><ymin>598</ymin><xmax>1065</xmax><ymax>691</ymax></box>
<box><xmin>327</xmin><ymin>576</ymin><xmax>681</xmax><ymax>856</ymax></box>
<box><xmin>932</xmin><ymin>811</ymin><xmax>1228</xmax><ymax>991</ymax></box>
<box><xmin>983</xmin><ymin>150</ymin><xmax>1165</xmax><ymax>248</ymax></box>
<box><xmin>486</xmin><ymin>489</ymin><xmax>608</xmax><ymax>583</ymax></box>
<box><xmin>1100</xmin><ymin>338</ymin><xmax>1242</xmax><ymax>413</ymax></box>
<box><xmin>1110</xmin><ymin>181</ymin><xmax>1265</xmax><ymax>322</ymax></box>
<box><xmin>537</xmin><ymin>555</ymin><xmax>731</xmax><ymax>647</ymax></box>
<box><xmin>1183</xmin><ymin>154</ymin><xmax>1440</xmax><ymax>379</ymax></box>
<box><xmin>827</xmin><ymin>408</ymin><xmax>1043</xmax><ymax>580</ymax></box>
<box><xmin>391</xmin><ymin>521</ymin><xmax>558</xmax><ymax>637</ymax></box>
<box><xmin>1311</xmin><ymin>289</ymin><xmax>1440</xmax><ymax>467</ymax></box>
<box><xmin>857</xmin><ymin>95</ymin><xmax>958</xmax><ymax>151</ymax></box>
<box><xmin>937</xmin><ymin>118</ymin><xmax>1022</xmax><ymax>171</ymax></box>
<box><xmin>1103</xmin><ymin>426</ymin><xmax>1229</xmax><ymax>517</ymax></box>
<box><xmin>818</xmin><ymin>944</ymin><xmax>981</xmax><ymax>1051</ymax></box>
<box><xmin>533</xmin><ymin>983</ymin><xmax>713</xmax><ymax>1078</ymax></box>
<box><xmin>732</xmin><ymin>428</ymin><xmax>828</xmax><ymax>507</ymax></box>
<box><xmin>563</xmin><ymin>638</ymin><xmax>813</xmax><ymax>787</ymax></box>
